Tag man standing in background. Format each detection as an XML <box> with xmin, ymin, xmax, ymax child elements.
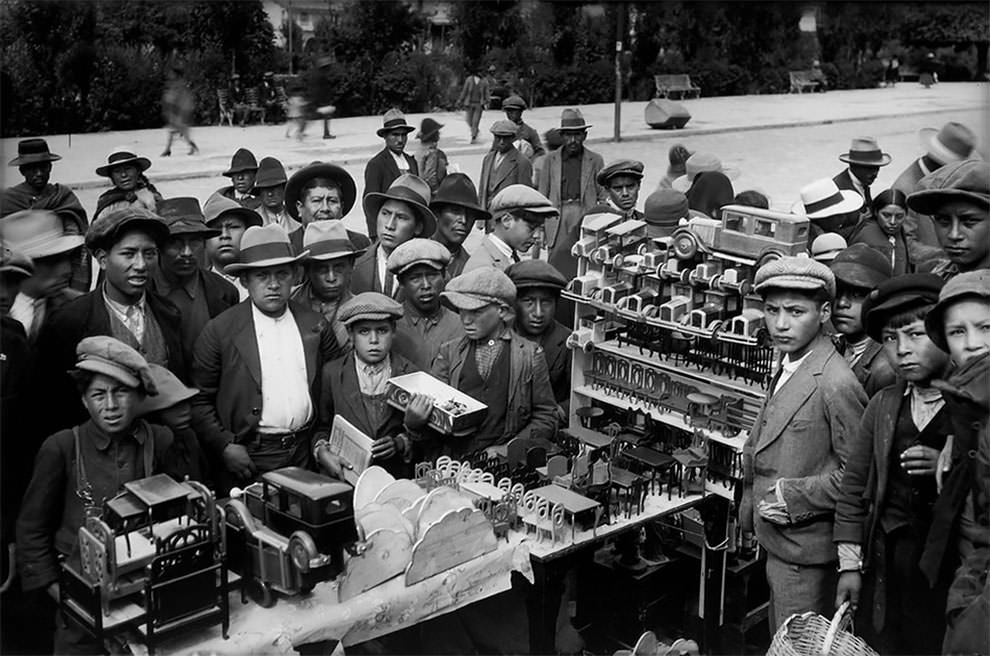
<box><xmin>457</xmin><ymin>65</ymin><xmax>490</xmax><ymax>144</ymax></box>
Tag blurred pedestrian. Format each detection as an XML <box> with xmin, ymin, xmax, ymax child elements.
<box><xmin>415</xmin><ymin>118</ymin><xmax>448</xmax><ymax>194</ymax></box>
<box><xmin>160</xmin><ymin>66</ymin><xmax>199</xmax><ymax>157</ymax></box>
<box><xmin>458</xmin><ymin>64</ymin><xmax>490</xmax><ymax>144</ymax></box>
<box><xmin>308</xmin><ymin>56</ymin><xmax>337</xmax><ymax>140</ymax></box>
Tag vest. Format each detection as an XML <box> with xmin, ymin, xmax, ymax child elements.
<box><xmin>457</xmin><ymin>341</ymin><xmax>510</xmax><ymax>457</ymax></box>
<box><xmin>881</xmin><ymin>400</ymin><xmax>947</xmax><ymax>534</ymax></box>
<box><xmin>107</xmin><ymin>304</ymin><xmax>169</xmax><ymax>367</ymax></box>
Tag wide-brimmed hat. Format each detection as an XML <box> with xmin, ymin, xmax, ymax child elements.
<box><xmin>252</xmin><ymin>157</ymin><xmax>288</xmax><ymax>190</ymax></box>
<box><xmin>363</xmin><ymin>174</ymin><xmax>437</xmax><ymax>237</ymax></box>
<box><xmin>203</xmin><ymin>192</ymin><xmax>263</xmax><ymax>229</ymax></box>
<box><xmin>0</xmin><ymin>242</ymin><xmax>34</xmax><ymax>279</ymax></box>
<box><xmin>157</xmin><ymin>198</ymin><xmax>220</xmax><ymax>239</ymax></box>
<box><xmin>303</xmin><ymin>220</ymin><xmax>363</xmax><ymax>262</ymax></box>
<box><xmin>284</xmin><ymin>161</ymin><xmax>357</xmax><ymax>221</ymax></box>
<box><xmin>223</xmin><ymin>224</ymin><xmax>309</xmax><ymax>274</ymax></box>
<box><xmin>139</xmin><ymin>364</ymin><xmax>197</xmax><ymax>414</ymax></box>
<box><xmin>919</xmin><ymin>122</ymin><xmax>978</xmax><ymax>166</ymax></box>
<box><xmin>907</xmin><ymin>159</ymin><xmax>990</xmax><ymax>215</ymax></box>
<box><xmin>925</xmin><ymin>270</ymin><xmax>990</xmax><ymax>352</ymax></box>
<box><xmin>8</xmin><ymin>138</ymin><xmax>61</xmax><ymax>167</ymax></box>
<box><xmin>793</xmin><ymin>179</ymin><xmax>863</xmax><ymax>219</ymax></box>
<box><xmin>672</xmin><ymin>153</ymin><xmax>738</xmax><ymax>192</ymax></box>
<box><xmin>416</xmin><ymin>118</ymin><xmax>444</xmax><ymax>142</ymax></box>
<box><xmin>223</xmin><ymin>148</ymin><xmax>259</xmax><ymax>176</ymax></box>
<box><xmin>559</xmin><ymin>108</ymin><xmax>591</xmax><ymax>132</ymax></box>
<box><xmin>95</xmin><ymin>146</ymin><xmax>151</xmax><ymax>178</ymax></box>
<box><xmin>838</xmin><ymin>137</ymin><xmax>892</xmax><ymax>167</ymax></box>
<box><xmin>74</xmin><ymin>335</ymin><xmax>156</xmax><ymax>393</ymax></box>
<box><xmin>376</xmin><ymin>108</ymin><xmax>416</xmax><ymax>137</ymax></box>
<box><xmin>0</xmin><ymin>209</ymin><xmax>85</xmax><ymax>260</ymax></box>
<box><xmin>430</xmin><ymin>173</ymin><xmax>491</xmax><ymax>222</ymax></box>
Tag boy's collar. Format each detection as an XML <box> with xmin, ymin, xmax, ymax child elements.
<box><xmin>472</xmin><ymin>323</ymin><xmax>511</xmax><ymax>344</ymax></box>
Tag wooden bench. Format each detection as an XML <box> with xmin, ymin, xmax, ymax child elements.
<box><xmin>653</xmin><ymin>74</ymin><xmax>701</xmax><ymax>100</ymax></box>
<box><xmin>789</xmin><ymin>70</ymin><xmax>822</xmax><ymax>93</ymax></box>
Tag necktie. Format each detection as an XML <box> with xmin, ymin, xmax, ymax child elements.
<box><xmin>862</xmin><ymin>185</ymin><xmax>872</xmax><ymax>209</ymax></box>
<box><xmin>125</xmin><ymin>305</ymin><xmax>143</xmax><ymax>342</ymax></box>
<box><xmin>511</xmin><ymin>251</ymin><xmax>521</xmax><ymax>263</ymax></box>
<box><xmin>28</xmin><ymin>298</ymin><xmax>45</xmax><ymax>341</ymax></box>
<box><xmin>384</xmin><ymin>271</ymin><xmax>395</xmax><ymax>297</ymax></box>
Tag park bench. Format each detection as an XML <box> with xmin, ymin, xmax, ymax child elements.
<box><xmin>789</xmin><ymin>70</ymin><xmax>822</xmax><ymax>93</ymax></box>
<box><xmin>653</xmin><ymin>74</ymin><xmax>701</xmax><ymax>100</ymax></box>
<box><xmin>216</xmin><ymin>89</ymin><xmax>234</xmax><ymax>127</ymax></box>
<box><xmin>241</xmin><ymin>87</ymin><xmax>267</xmax><ymax>125</ymax></box>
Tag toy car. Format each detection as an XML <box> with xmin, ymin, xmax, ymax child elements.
<box><xmin>671</xmin><ymin>204</ymin><xmax>810</xmax><ymax>267</ymax></box>
<box><xmin>224</xmin><ymin>467</ymin><xmax>356</xmax><ymax>607</ymax></box>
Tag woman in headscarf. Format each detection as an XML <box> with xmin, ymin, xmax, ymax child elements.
<box><xmin>686</xmin><ymin>170</ymin><xmax>734</xmax><ymax>219</ymax></box>
<box><xmin>849</xmin><ymin>188</ymin><xmax>913</xmax><ymax>275</ymax></box>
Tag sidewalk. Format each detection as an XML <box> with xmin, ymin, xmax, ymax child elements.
<box><xmin>2</xmin><ymin>82</ymin><xmax>987</xmax><ymax>191</ymax></box>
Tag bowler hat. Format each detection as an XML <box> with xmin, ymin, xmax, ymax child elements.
<box><xmin>157</xmin><ymin>198</ymin><xmax>220</xmax><ymax>239</ymax></box>
<box><xmin>430</xmin><ymin>173</ymin><xmax>491</xmax><ymax>222</ymax></box>
<box><xmin>559</xmin><ymin>108</ymin><xmax>592</xmax><ymax>132</ymax></box>
<box><xmin>597</xmin><ymin>159</ymin><xmax>645</xmax><ymax>187</ymax></box>
<box><xmin>338</xmin><ymin>292</ymin><xmax>404</xmax><ymax>326</ymax></box>
<box><xmin>794</xmin><ymin>179</ymin><xmax>863</xmax><ymax>219</ymax></box>
<box><xmin>502</xmin><ymin>95</ymin><xmax>527</xmax><ymax>111</ymax></box>
<box><xmin>85</xmin><ymin>207</ymin><xmax>169</xmax><ymax>254</ymax></box>
<box><xmin>644</xmin><ymin>189</ymin><xmax>689</xmax><ymax>235</ymax></box>
<box><xmin>0</xmin><ymin>209</ymin><xmax>85</xmax><ymax>260</ymax></box>
<box><xmin>830</xmin><ymin>243</ymin><xmax>892</xmax><ymax>290</ymax></box>
<box><xmin>442</xmin><ymin>266</ymin><xmax>516</xmax><ymax>310</ymax></box>
<box><xmin>907</xmin><ymin>159</ymin><xmax>990</xmax><ymax>215</ymax></box>
<box><xmin>387</xmin><ymin>238</ymin><xmax>451</xmax><ymax>276</ymax></box>
<box><xmin>224</xmin><ymin>224</ymin><xmax>309</xmax><ymax>274</ymax></box>
<box><xmin>376</xmin><ymin>108</ymin><xmax>416</xmax><ymax>137</ymax></box>
<box><xmin>506</xmin><ymin>259</ymin><xmax>567</xmax><ymax>292</ymax></box>
<box><xmin>284</xmin><ymin>161</ymin><xmax>357</xmax><ymax>221</ymax></box>
<box><xmin>203</xmin><ymin>192</ymin><xmax>263</xmax><ymax>229</ymax></box>
<box><xmin>490</xmin><ymin>120</ymin><xmax>518</xmax><ymax>137</ymax></box>
<box><xmin>924</xmin><ymin>270</ymin><xmax>990</xmax><ymax>352</ymax></box>
<box><xmin>920</xmin><ymin>122</ymin><xmax>978</xmax><ymax>166</ymax></box>
<box><xmin>837</xmin><ymin>137</ymin><xmax>892</xmax><ymax>167</ymax></box>
<box><xmin>416</xmin><ymin>118</ymin><xmax>444</xmax><ymax>142</ymax></box>
<box><xmin>74</xmin><ymin>335</ymin><xmax>157</xmax><ymax>393</ymax></box>
<box><xmin>252</xmin><ymin>157</ymin><xmax>288</xmax><ymax>190</ymax></box>
<box><xmin>95</xmin><ymin>146</ymin><xmax>151</xmax><ymax>178</ymax></box>
<box><xmin>303</xmin><ymin>220</ymin><xmax>363</xmax><ymax>262</ymax></box>
<box><xmin>8</xmin><ymin>138</ymin><xmax>61</xmax><ymax>167</ymax></box>
<box><xmin>139</xmin><ymin>364</ymin><xmax>197</xmax><ymax>414</ymax></box>
<box><xmin>363</xmin><ymin>174</ymin><xmax>437</xmax><ymax>237</ymax></box>
<box><xmin>223</xmin><ymin>148</ymin><xmax>259</xmax><ymax>177</ymax></box>
<box><xmin>754</xmin><ymin>255</ymin><xmax>836</xmax><ymax>299</ymax></box>
<box><xmin>862</xmin><ymin>273</ymin><xmax>943</xmax><ymax>343</ymax></box>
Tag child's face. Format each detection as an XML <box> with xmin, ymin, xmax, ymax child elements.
<box><xmin>881</xmin><ymin>318</ymin><xmax>948</xmax><ymax>383</ymax></box>
<box><xmin>499</xmin><ymin>215</ymin><xmax>542</xmax><ymax>253</ymax></box>
<box><xmin>943</xmin><ymin>298</ymin><xmax>990</xmax><ymax>366</ymax></box>
<box><xmin>458</xmin><ymin>303</ymin><xmax>505</xmax><ymax>341</ymax></box>
<box><xmin>307</xmin><ymin>258</ymin><xmax>354</xmax><ymax>302</ymax></box>
<box><xmin>932</xmin><ymin>200</ymin><xmax>990</xmax><ymax>269</ymax></box>
<box><xmin>81</xmin><ymin>373</ymin><xmax>140</xmax><ymax>436</ymax></box>
<box><xmin>515</xmin><ymin>288</ymin><xmax>557</xmax><ymax>337</ymax></box>
<box><xmin>350</xmin><ymin>319</ymin><xmax>394</xmax><ymax>365</ymax></box>
<box><xmin>832</xmin><ymin>284</ymin><xmax>869</xmax><ymax>339</ymax></box>
<box><xmin>763</xmin><ymin>290</ymin><xmax>830</xmax><ymax>359</ymax></box>
<box><xmin>399</xmin><ymin>264</ymin><xmax>444</xmax><ymax>314</ymax></box>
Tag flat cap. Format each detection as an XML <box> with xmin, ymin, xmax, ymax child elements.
<box><xmin>502</xmin><ymin>95</ymin><xmax>527</xmax><ymax>111</ymax></box>
<box><xmin>85</xmin><ymin>207</ymin><xmax>169</xmax><ymax>254</ymax></box>
<box><xmin>925</xmin><ymin>269</ymin><xmax>990</xmax><ymax>352</ymax></box>
<box><xmin>907</xmin><ymin>159</ymin><xmax>990</xmax><ymax>215</ymax></box>
<box><xmin>157</xmin><ymin>197</ymin><xmax>220</xmax><ymax>238</ymax></box>
<box><xmin>0</xmin><ymin>242</ymin><xmax>33</xmax><ymax>279</ymax></box>
<box><xmin>387</xmin><ymin>238</ymin><xmax>451</xmax><ymax>276</ymax></box>
<box><xmin>139</xmin><ymin>364</ymin><xmax>197</xmax><ymax>414</ymax></box>
<box><xmin>830</xmin><ymin>243</ymin><xmax>892</xmax><ymax>290</ymax></box>
<box><xmin>754</xmin><ymin>255</ymin><xmax>836</xmax><ymax>299</ymax></box>
<box><xmin>74</xmin><ymin>335</ymin><xmax>157</xmax><ymax>394</ymax></box>
<box><xmin>506</xmin><ymin>259</ymin><xmax>567</xmax><ymax>292</ymax></box>
<box><xmin>337</xmin><ymin>291</ymin><xmax>405</xmax><ymax>326</ymax></box>
<box><xmin>442</xmin><ymin>266</ymin><xmax>516</xmax><ymax>311</ymax></box>
<box><xmin>596</xmin><ymin>160</ymin><xmax>645</xmax><ymax>187</ymax></box>
<box><xmin>490</xmin><ymin>120</ymin><xmax>519</xmax><ymax>137</ymax></box>
<box><xmin>489</xmin><ymin>185</ymin><xmax>558</xmax><ymax>219</ymax></box>
<box><xmin>810</xmin><ymin>233</ymin><xmax>848</xmax><ymax>262</ymax></box>
<box><xmin>862</xmin><ymin>273</ymin><xmax>944</xmax><ymax>343</ymax></box>
<box><xmin>644</xmin><ymin>189</ymin><xmax>689</xmax><ymax>232</ymax></box>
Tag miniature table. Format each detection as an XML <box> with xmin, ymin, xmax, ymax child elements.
<box><xmin>127</xmin><ymin>538</ymin><xmax>532</xmax><ymax>655</ymax></box>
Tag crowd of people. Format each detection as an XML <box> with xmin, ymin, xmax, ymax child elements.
<box><xmin>0</xmin><ymin>96</ymin><xmax>987</xmax><ymax>656</ymax></box>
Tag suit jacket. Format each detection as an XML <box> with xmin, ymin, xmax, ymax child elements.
<box><xmin>350</xmin><ymin>242</ymin><xmax>404</xmax><ymax>300</ymax></box>
<box><xmin>741</xmin><ymin>335</ymin><xmax>868</xmax><ymax>565</ymax></box>
<box><xmin>463</xmin><ymin>235</ymin><xmax>512</xmax><ymax>273</ymax></box>
<box><xmin>537</xmin><ymin>147</ymin><xmax>605</xmax><ymax>211</ymax></box>
<box><xmin>217</xmin><ymin>185</ymin><xmax>262</xmax><ymax>211</ymax></box>
<box><xmin>458</xmin><ymin>75</ymin><xmax>490</xmax><ymax>106</ymax></box>
<box><xmin>479</xmin><ymin>147</ymin><xmax>533</xmax><ymax>209</ymax></box>
<box><xmin>190</xmin><ymin>300</ymin><xmax>341</xmax><ymax>457</ymax></box>
<box><xmin>363</xmin><ymin>149</ymin><xmax>419</xmax><ymax>238</ymax></box>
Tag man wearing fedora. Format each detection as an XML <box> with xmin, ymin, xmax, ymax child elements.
<box><xmin>363</xmin><ymin>109</ymin><xmax>419</xmax><ymax>240</ymax></box>
<box><xmin>292</xmin><ymin>220</ymin><xmax>364</xmax><ymax>351</ymax></box>
<box><xmin>0</xmin><ymin>210</ymin><xmax>84</xmax><ymax>343</ymax></box>
<box><xmin>465</xmin><ymin>184</ymin><xmax>557</xmax><ymax>274</ymax></box>
<box><xmin>795</xmin><ymin>178</ymin><xmax>864</xmax><ymax>240</ymax></box>
<box><xmin>502</xmin><ymin>94</ymin><xmax>544</xmax><ymax>160</ymax></box>
<box><xmin>253</xmin><ymin>156</ymin><xmax>295</xmax><ymax>232</ymax></box>
<box><xmin>94</xmin><ymin>146</ymin><xmax>162</xmax><ymax>223</ymax></box>
<box><xmin>479</xmin><ymin>120</ymin><xmax>534</xmax><ymax>211</ymax></box>
<box><xmin>203</xmin><ymin>193</ymin><xmax>263</xmax><ymax>301</ymax></box>
<box><xmin>191</xmin><ymin>224</ymin><xmax>341</xmax><ymax>493</ymax></box>
<box><xmin>217</xmin><ymin>147</ymin><xmax>261</xmax><ymax>210</ymax></box>
<box><xmin>353</xmin><ymin>174</ymin><xmax>436</xmax><ymax>297</ymax></box>
<box><xmin>538</xmin><ymin>108</ymin><xmax>604</xmax><ymax>287</ymax></box>
<box><xmin>430</xmin><ymin>173</ymin><xmax>490</xmax><ymax>279</ymax></box>
<box><xmin>153</xmin><ymin>198</ymin><xmax>239</xmax><ymax>358</ymax></box>
<box><xmin>457</xmin><ymin>65</ymin><xmax>491</xmax><ymax>144</ymax></box>
<box><xmin>415</xmin><ymin>118</ymin><xmax>448</xmax><ymax>194</ymax></box>
<box><xmin>832</xmin><ymin>137</ymin><xmax>892</xmax><ymax>220</ymax></box>
<box><xmin>284</xmin><ymin>161</ymin><xmax>370</xmax><ymax>253</ymax></box>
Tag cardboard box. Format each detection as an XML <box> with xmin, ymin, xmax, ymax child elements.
<box><xmin>385</xmin><ymin>372</ymin><xmax>487</xmax><ymax>436</ymax></box>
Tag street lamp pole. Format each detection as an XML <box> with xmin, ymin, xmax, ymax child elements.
<box><xmin>288</xmin><ymin>1</ymin><xmax>294</xmax><ymax>75</ymax></box>
<box><xmin>613</xmin><ymin>2</ymin><xmax>625</xmax><ymax>142</ymax></box>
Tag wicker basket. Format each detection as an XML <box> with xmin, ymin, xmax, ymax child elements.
<box><xmin>768</xmin><ymin>602</ymin><xmax>878</xmax><ymax>656</ymax></box>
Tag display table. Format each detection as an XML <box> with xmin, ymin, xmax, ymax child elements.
<box><xmin>128</xmin><ymin>537</ymin><xmax>532</xmax><ymax>655</ymax></box>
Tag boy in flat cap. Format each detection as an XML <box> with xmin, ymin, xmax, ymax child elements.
<box><xmin>741</xmin><ymin>256</ymin><xmax>867</xmax><ymax>630</ymax></box>
<box><xmin>203</xmin><ymin>193</ymin><xmax>263</xmax><ymax>302</ymax></box>
<box><xmin>216</xmin><ymin>147</ymin><xmax>261</xmax><ymax>210</ymax></box>
<box><xmin>506</xmin><ymin>259</ymin><xmax>571</xmax><ymax>412</ymax></box>
<box><xmin>430</xmin><ymin>173</ymin><xmax>490</xmax><ymax>279</ymax></box>
<box><xmin>833</xmin><ymin>274</ymin><xmax>951</xmax><ymax>654</ymax></box>
<box><xmin>479</xmin><ymin>120</ymin><xmax>533</xmax><ymax>210</ymax></box>
<box><xmin>292</xmin><ymin>220</ymin><xmax>364</xmax><ymax>351</ymax></box>
<box><xmin>34</xmin><ymin>208</ymin><xmax>186</xmax><ymax>438</ymax></box>
<box><xmin>464</xmin><ymin>184</ymin><xmax>557</xmax><ymax>273</ymax></box>
<box><xmin>313</xmin><ymin>292</ymin><xmax>433</xmax><ymax>478</ymax></box>
<box><xmin>432</xmin><ymin>267</ymin><xmax>557</xmax><ymax>458</ymax></box>
<box><xmin>387</xmin><ymin>238</ymin><xmax>464</xmax><ymax>370</ymax></box>
<box><xmin>502</xmin><ymin>94</ymin><xmax>544</xmax><ymax>160</ymax></box>
<box><xmin>908</xmin><ymin>159</ymin><xmax>990</xmax><ymax>280</ymax></box>
<box><xmin>828</xmin><ymin>243</ymin><xmax>896</xmax><ymax>397</ymax></box>
<box><xmin>17</xmin><ymin>336</ymin><xmax>173</xmax><ymax>654</ymax></box>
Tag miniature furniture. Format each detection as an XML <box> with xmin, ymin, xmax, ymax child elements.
<box><xmin>788</xmin><ymin>70</ymin><xmax>822</xmax><ymax>93</ymax></box>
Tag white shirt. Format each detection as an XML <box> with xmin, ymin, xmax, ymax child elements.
<box><xmin>103</xmin><ymin>287</ymin><xmax>147</xmax><ymax>343</ymax></box>
<box><xmin>355</xmin><ymin>355</ymin><xmax>392</xmax><ymax>396</ymax></box>
<box><xmin>376</xmin><ymin>245</ymin><xmax>393</xmax><ymax>296</ymax></box>
<box><xmin>390</xmin><ymin>150</ymin><xmax>410</xmax><ymax>172</ymax></box>
<box><xmin>773</xmin><ymin>350</ymin><xmax>813</xmax><ymax>396</ymax></box>
<box><xmin>905</xmin><ymin>383</ymin><xmax>945</xmax><ymax>431</ymax></box>
<box><xmin>10</xmin><ymin>292</ymin><xmax>43</xmax><ymax>339</ymax></box>
<box><xmin>211</xmin><ymin>267</ymin><xmax>249</xmax><ymax>302</ymax></box>
<box><xmin>251</xmin><ymin>303</ymin><xmax>312</xmax><ymax>432</ymax></box>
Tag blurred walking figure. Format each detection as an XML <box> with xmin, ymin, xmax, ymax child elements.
<box><xmin>284</xmin><ymin>80</ymin><xmax>307</xmax><ymax>141</ymax></box>
<box><xmin>308</xmin><ymin>56</ymin><xmax>337</xmax><ymax>140</ymax></box>
<box><xmin>161</xmin><ymin>67</ymin><xmax>199</xmax><ymax>157</ymax></box>
<box><xmin>458</xmin><ymin>65</ymin><xmax>490</xmax><ymax>144</ymax></box>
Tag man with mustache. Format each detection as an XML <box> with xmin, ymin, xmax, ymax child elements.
<box><xmin>430</xmin><ymin>173</ymin><xmax>489</xmax><ymax>279</ymax></box>
<box><xmin>284</xmin><ymin>161</ymin><xmax>371</xmax><ymax>253</ymax></box>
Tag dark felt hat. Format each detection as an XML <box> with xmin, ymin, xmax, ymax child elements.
<box><xmin>862</xmin><ymin>273</ymin><xmax>944</xmax><ymax>343</ymax></box>
<box><xmin>252</xmin><ymin>157</ymin><xmax>288</xmax><ymax>190</ymax></box>
<box><xmin>829</xmin><ymin>243</ymin><xmax>892</xmax><ymax>291</ymax></box>
<box><xmin>85</xmin><ymin>207</ymin><xmax>169</xmax><ymax>254</ymax></box>
<box><xmin>430</xmin><ymin>173</ymin><xmax>491</xmax><ymax>222</ymax></box>
<box><xmin>157</xmin><ymin>198</ymin><xmax>220</xmax><ymax>239</ymax></box>
<box><xmin>362</xmin><ymin>174</ymin><xmax>437</xmax><ymax>237</ymax></box>
<box><xmin>95</xmin><ymin>146</ymin><xmax>151</xmax><ymax>178</ymax></box>
<box><xmin>284</xmin><ymin>161</ymin><xmax>357</xmax><ymax>221</ymax></box>
<box><xmin>222</xmin><ymin>148</ymin><xmax>259</xmax><ymax>177</ymax></box>
<box><xmin>644</xmin><ymin>189</ymin><xmax>689</xmax><ymax>235</ymax></box>
<box><xmin>8</xmin><ymin>138</ymin><xmax>61</xmax><ymax>167</ymax></box>
<box><xmin>416</xmin><ymin>118</ymin><xmax>444</xmax><ymax>142</ymax></box>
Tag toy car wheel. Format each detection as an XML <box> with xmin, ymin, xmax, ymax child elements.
<box><xmin>289</xmin><ymin>532</ymin><xmax>318</xmax><ymax>573</ymax></box>
<box><xmin>672</xmin><ymin>231</ymin><xmax>699</xmax><ymax>260</ymax></box>
<box><xmin>246</xmin><ymin>578</ymin><xmax>275</xmax><ymax>608</ymax></box>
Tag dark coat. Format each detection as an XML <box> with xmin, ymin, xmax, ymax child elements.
<box><xmin>891</xmin><ymin>158</ymin><xmax>944</xmax><ymax>263</ymax></box>
<box><xmin>533</xmin><ymin>321</ymin><xmax>571</xmax><ymax>410</ymax></box>
<box><xmin>478</xmin><ymin>147</ymin><xmax>533</xmax><ymax>209</ymax></box>
<box><xmin>190</xmin><ymin>300</ymin><xmax>341</xmax><ymax>457</ymax></box>
<box><xmin>349</xmin><ymin>242</ymin><xmax>406</xmax><ymax>301</ymax></box>
<box><xmin>846</xmin><ymin>337</ymin><xmax>897</xmax><ymax>398</ymax></box>
<box><xmin>848</xmin><ymin>220</ymin><xmax>913</xmax><ymax>276</ymax></box>
<box><xmin>362</xmin><ymin>149</ymin><xmax>419</xmax><ymax>239</ymax></box>
<box><xmin>217</xmin><ymin>185</ymin><xmax>262</xmax><ymax>211</ymax></box>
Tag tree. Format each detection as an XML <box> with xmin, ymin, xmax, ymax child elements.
<box><xmin>900</xmin><ymin>3</ymin><xmax>989</xmax><ymax>77</ymax></box>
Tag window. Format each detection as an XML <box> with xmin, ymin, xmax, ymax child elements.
<box><xmin>754</xmin><ymin>220</ymin><xmax>776</xmax><ymax>237</ymax></box>
<box><xmin>723</xmin><ymin>213</ymin><xmax>744</xmax><ymax>232</ymax></box>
